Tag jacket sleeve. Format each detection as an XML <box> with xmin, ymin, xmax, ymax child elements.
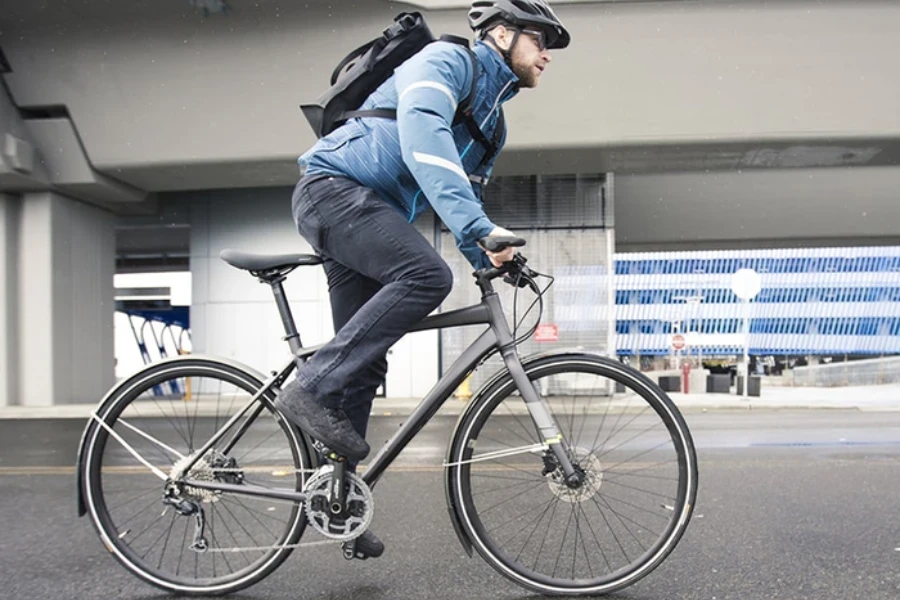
<box><xmin>394</xmin><ymin>43</ymin><xmax>496</xmax><ymax>269</ymax></box>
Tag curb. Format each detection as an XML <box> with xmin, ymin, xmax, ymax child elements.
<box><xmin>2</xmin><ymin>401</ymin><xmax>899</xmax><ymax>420</ymax></box>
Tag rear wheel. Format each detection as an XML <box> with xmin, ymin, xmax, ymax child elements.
<box><xmin>81</xmin><ymin>359</ymin><xmax>312</xmax><ymax>595</ymax></box>
<box><xmin>449</xmin><ymin>354</ymin><xmax>697</xmax><ymax>596</ymax></box>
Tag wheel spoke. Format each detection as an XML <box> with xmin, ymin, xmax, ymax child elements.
<box><xmin>87</xmin><ymin>365</ymin><xmax>307</xmax><ymax>593</ymax></box>
<box><xmin>156</xmin><ymin>513</ymin><xmax>179</xmax><ymax>569</ymax></box>
<box><xmin>512</xmin><ymin>496</ymin><xmax>557</xmax><ymax>563</ymax></box>
<box><xmin>458</xmin><ymin>359</ymin><xmax>697</xmax><ymax>592</ymax></box>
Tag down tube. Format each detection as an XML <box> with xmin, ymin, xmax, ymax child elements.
<box><xmin>362</xmin><ymin>329</ymin><xmax>498</xmax><ymax>488</ymax></box>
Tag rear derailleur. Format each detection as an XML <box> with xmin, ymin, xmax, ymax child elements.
<box><xmin>163</xmin><ymin>484</ymin><xmax>208</xmax><ymax>552</ymax></box>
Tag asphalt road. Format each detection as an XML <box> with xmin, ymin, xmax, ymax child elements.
<box><xmin>1</xmin><ymin>410</ymin><xmax>899</xmax><ymax>600</ymax></box>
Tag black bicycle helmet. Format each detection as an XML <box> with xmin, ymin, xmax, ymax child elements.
<box><xmin>468</xmin><ymin>0</ymin><xmax>570</xmax><ymax>49</ymax></box>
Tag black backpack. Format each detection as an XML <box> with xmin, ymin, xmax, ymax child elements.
<box><xmin>300</xmin><ymin>12</ymin><xmax>503</xmax><ymax>169</ymax></box>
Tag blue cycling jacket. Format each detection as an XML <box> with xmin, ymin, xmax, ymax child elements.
<box><xmin>299</xmin><ymin>40</ymin><xmax>519</xmax><ymax>269</ymax></box>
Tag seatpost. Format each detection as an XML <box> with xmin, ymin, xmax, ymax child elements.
<box><xmin>269</xmin><ymin>277</ymin><xmax>303</xmax><ymax>354</ymax></box>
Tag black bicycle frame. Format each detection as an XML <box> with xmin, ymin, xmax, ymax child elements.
<box><xmin>181</xmin><ymin>271</ymin><xmax>576</xmax><ymax>503</ymax></box>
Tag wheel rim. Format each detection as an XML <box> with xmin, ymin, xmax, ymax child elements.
<box><xmin>456</xmin><ymin>360</ymin><xmax>695</xmax><ymax>593</ymax></box>
<box><xmin>85</xmin><ymin>365</ymin><xmax>308</xmax><ymax>591</ymax></box>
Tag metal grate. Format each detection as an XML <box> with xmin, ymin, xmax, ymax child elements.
<box><xmin>438</xmin><ymin>174</ymin><xmax>614</xmax><ymax>391</ymax></box>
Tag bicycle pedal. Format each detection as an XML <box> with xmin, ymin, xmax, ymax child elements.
<box><xmin>341</xmin><ymin>540</ymin><xmax>360</xmax><ymax>560</ymax></box>
<box><xmin>312</xmin><ymin>440</ymin><xmax>347</xmax><ymax>462</ymax></box>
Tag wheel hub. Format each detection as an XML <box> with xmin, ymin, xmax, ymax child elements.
<box><xmin>547</xmin><ymin>447</ymin><xmax>603</xmax><ymax>503</ymax></box>
<box><xmin>169</xmin><ymin>450</ymin><xmax>243</xmax><ymax>503</ymax></box>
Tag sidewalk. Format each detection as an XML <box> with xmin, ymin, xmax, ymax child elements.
<box><xmin>667</xmin><ymin>383</ymin><xmax>900</xmax><ymax>412</ymax></box>
<box><xmin>2</xmin><ymin>383</ymin><xmax>899</xmax><ymax>419</ymax></box>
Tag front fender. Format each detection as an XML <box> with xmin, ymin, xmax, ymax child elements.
<box><xmin>442</xmin><ymin>349</ymin><xmax>595</xmax><ymax>556</ymax></box>
<box><xmin>76</xmin><ymin>355</ymin><xmax>281</xmax><ymax>517</ymax></box>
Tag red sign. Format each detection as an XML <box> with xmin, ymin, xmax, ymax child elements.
<box><xmin>534</xmin><ymin>323</ymin><xmax>559</xmax><ymax>342</ymax></box>
<box><xmin>672</xmin><ymin>334</ymin><xmax>686</xmax><ymax>350</ymax></box>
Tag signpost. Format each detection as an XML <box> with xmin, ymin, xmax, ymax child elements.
<box><xmin>731</xmin><ymin>269</ymin><xmax>762</xmax><ymax>398</ymax></box>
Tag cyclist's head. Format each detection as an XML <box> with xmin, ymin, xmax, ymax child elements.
<box><xmin>468</xmin><ymin>0</ymin><xmax>570</xmax><ymax>50</ymax></box>
<box><xmin>468</xmin><ymin>0</ymin><xmax>570</xmax><ymax>88</ymax></box>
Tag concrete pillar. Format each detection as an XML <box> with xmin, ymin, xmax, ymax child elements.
<box><xmin>16</xmin><ymin>192</ymin><xmax>115</xmax><ymax>406</ymax></box>
<box><xmin>0</xmin><ymin>194</ymin><xmax>21</xmax><ymax>407</ymax></box>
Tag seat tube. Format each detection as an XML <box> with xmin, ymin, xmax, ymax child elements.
<box><xmin>270</xmin><ymin>279</ymin><xmax>303</xmax><ymax>354</ymax></box>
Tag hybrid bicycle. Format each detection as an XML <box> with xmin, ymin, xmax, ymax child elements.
<box><xmin>76</xmin><ymin>238</ymin><xmax>698</xmax><ymax>596</ymax></box>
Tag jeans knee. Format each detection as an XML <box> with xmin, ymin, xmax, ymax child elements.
<box><xmin>400</xmin><ymin>259</ymin><xmax>452</xmax><ymax>305</ymax></box>
<box><xmin>426</xmin><ymin>262</ymin><xmax>453</xmax><ymax>300</ymax></box>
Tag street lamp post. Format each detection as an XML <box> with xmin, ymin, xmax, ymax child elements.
<box><xmin>731</xmin><ymin>269</ymin><xmax>762</xmax><ymax>398</ymax></box>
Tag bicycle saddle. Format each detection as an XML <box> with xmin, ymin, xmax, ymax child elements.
<box><xmin>219</xmin><ymin>249</ymin><xmax>323</xmax><ymax>272</ymax></box>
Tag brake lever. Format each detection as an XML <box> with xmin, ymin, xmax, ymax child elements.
<box><xmin>503</xmin><ymin>272</ymin><xmax>531</xmax><ymax>288</ymax></box>
<box><xmin>502</xmin><ymin>254</ymin><xmax>537</xmax><ymax>288</ymax></box>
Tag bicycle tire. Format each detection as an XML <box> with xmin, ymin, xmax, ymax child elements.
<box><xmin>448</xmin><ymin>353</ymin><xmax>698</xmax><ymax>596</ymax></box>
<box><xmin>80</xmin><ymin>357</ymin><xmax>312</xmax><ymax>596</ymax></box>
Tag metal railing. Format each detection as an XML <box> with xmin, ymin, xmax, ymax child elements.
<box><xmin>791</xmin><ymin>356</ymin><xmax>900</xmax><ymax>387</ymax></box>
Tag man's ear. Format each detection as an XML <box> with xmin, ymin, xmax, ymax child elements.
<box><xmin>492</xmin><ymin>24</ymin><xmax>512</xmax><ymax>51</ymax></box>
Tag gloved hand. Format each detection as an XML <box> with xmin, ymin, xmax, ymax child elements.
<box><xmin>482</xmin><ymin>226</ymin><xmax>517</xmax><ymax>267</ymax></box>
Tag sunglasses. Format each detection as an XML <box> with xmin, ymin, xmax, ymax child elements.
<box><xmin>520</xmin><ymin>28</ymin><xmax>548</xmax><ymax>52</ymax></box>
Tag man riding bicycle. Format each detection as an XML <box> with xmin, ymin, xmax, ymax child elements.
<box><xmin>276</xmin><ymin>0</ymin><xmax>571</xmax><ymax>559</ymax></box>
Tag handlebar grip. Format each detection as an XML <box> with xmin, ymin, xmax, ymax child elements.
<box><xmin>479</xmin><ymin>236</ymin><xmax>526</xmax><ymax>252</ymax></box>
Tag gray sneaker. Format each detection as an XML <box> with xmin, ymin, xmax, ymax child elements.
<box><xmin>275</xmin><ymin>386</ymin><xmax>370</xmax><ymax>461</ymax></box>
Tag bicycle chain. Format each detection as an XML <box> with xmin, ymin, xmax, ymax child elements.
<box><xmin>186</xmin><ymin>466</ymin><xmax>341</xmax><ymax>553</ymax></box>
<box><xmin>204</xmin><ymin>539</ymin><xmax>341</xmax><ymax>553</ymax></box>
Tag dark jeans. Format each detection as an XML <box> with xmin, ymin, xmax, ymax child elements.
<box><xmin>286</xmin><ymin>174</ymin><xmax>453</xmax><ymax>440</ymax></box>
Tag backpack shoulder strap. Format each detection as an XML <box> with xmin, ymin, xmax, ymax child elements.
<box><xmin>444</xmin><ymin>40</ymin><xmax>502</xmax><ymax>169</ymax></box>
<box><xmin>440</xmin><ymin>36</ymin><xmax>478</xmax><ymax>125</ymax></box>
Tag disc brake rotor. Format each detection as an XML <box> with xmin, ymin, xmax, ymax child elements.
<box><xmin>547</xmin><ymin>447</ymin><xmax>604</xmax><ymax>504</ymax></box>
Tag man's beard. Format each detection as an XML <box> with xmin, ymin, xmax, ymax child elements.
<box><xmin>512</xmin><ymin>60</ymin><xmax>539</xmax><ymax>88</ymax></box>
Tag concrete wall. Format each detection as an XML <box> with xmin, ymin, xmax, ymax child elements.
<box><xmin>615</xmin><ymin>166</ymin><xmax>900</xmax><ymax>251</ymax></box>
<box><xmin>186</xmin><ymin>187</ymin><xmax>439</xmax><ymax>397</ymax></box>
<box><xmin>188</xmin><ymin>187</ymin><xmax>329</xmax><ymax>371</ymax></box>
<box><xmin>2</xmin><ymin>0</ymin><xmax>899</xmax><ymax>192</ymax></box>
<box><xmin>5</xmin><ymin>192</ymin><xmax>115</xmax><ymax>406</ymax></box>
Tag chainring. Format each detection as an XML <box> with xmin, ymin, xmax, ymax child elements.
<box><xmin>303</xmin><ymin>465</ymin><xmax>374</xmax><ymax>541</ymax></box>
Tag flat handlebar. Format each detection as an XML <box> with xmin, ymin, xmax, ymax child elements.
<box><xmin>478</xmin><ymin>236</ymin><xmax>526</xmax><ymax>253</ymax></box>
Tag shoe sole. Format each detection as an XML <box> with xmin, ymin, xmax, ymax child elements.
<box><xmin>274</xmin><ymin>397</ymin><xmax>369</xmax><ymax>461</ymax></box>
<box><xmin>344</xmin><ymin>536</ymin><xmax>384</xmax><ymax>559</ymax></box>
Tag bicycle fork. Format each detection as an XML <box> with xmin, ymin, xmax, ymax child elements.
<box><xmin>499</xmin><ymin>346</ymin><xmax>581</xmax><ymax>485</ymax></box>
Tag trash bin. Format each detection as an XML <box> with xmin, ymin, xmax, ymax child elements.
<box><xmin>706</xmin><ymin>374</ymin><xmax>730</xmax><ymax>394</ymax></box>
<box><xmin>615</xmin><ymin>381</ymin><xmax>626</xmax><ymax>394</ymax></box>
<box><xmin>658</xmin><ymin>376</ymin><xmax>681</xmax><ymax>392</ymax></box>
<box><xmin>736</xmin><ymin>376</ymin><xmax>761</xmax><ymax>397</ymax></box>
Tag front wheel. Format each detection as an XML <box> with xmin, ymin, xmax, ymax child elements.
<box><xmin>80</xmin><ymin>358</ymin><xmax>313</xmax><ymax>596</ymax></box>
<box><xmin>448</xmin><ymin>353</ymin><xmax>698</xmax><ymax>596</ymax></box>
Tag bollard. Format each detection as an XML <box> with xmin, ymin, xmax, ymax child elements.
<box><xmin>455</xmin><ymin>374</ymin><xmax>472</xmax><ymax>401</ymax></box>
<box><xmin>682</xmin><ymin>361</ymin><xmax>691</xmax><ymax>394</ymax></box>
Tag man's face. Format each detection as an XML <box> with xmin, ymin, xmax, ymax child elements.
<box><xmin>495</xmin><ymin>25</ymin><xmax>552</xmax><ymax>88</ymax></box>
